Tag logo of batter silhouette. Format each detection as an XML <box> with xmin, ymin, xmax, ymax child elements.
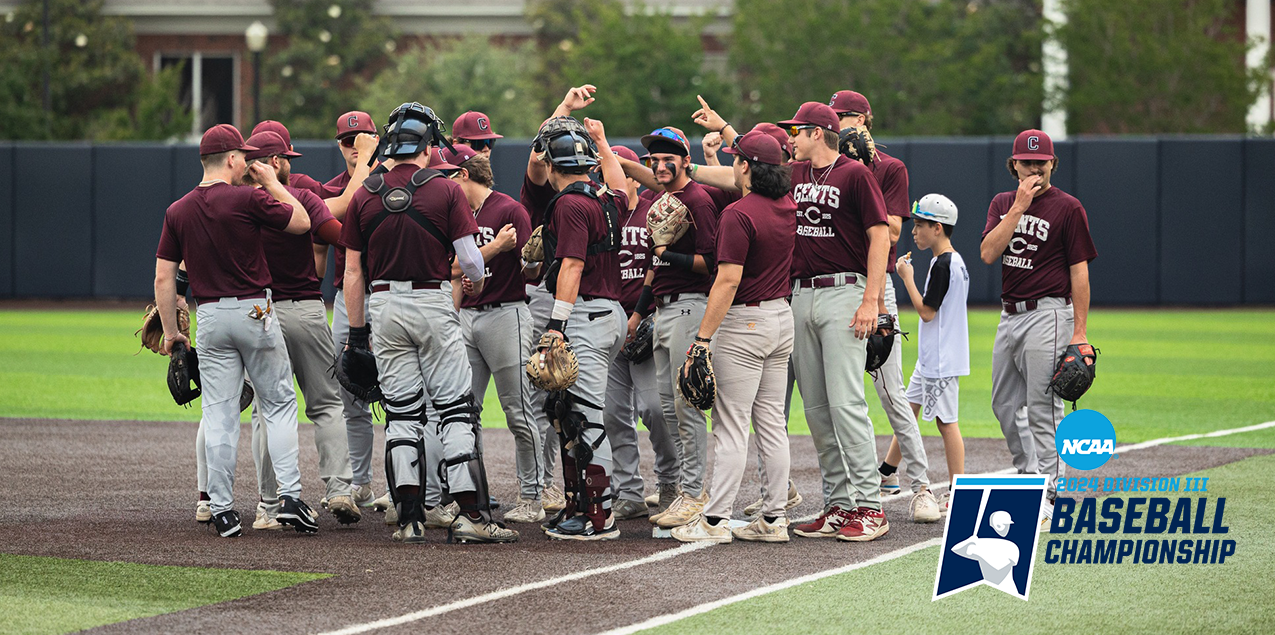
<box><xmin>933</xmin><ymin>475</ymin><xmax>1048</xmax><ymax>601</ymax></box>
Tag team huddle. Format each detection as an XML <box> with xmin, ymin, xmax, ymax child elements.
<box><xmin>150</xmin><ymin>83</ymin><xmax>1098</xmax><ymax>544</ymax></box>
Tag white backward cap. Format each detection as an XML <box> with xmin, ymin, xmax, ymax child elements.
<box><xmin>912</xmin><ymin>193</ymin><xmax>958</xmax><ymax>226</ymax></box>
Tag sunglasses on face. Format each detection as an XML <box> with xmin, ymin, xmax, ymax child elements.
<box><xmin>786</xmin><ymin>125</ymin><xmax>817</xmax><ymax>137</ymax></box>
<box><xmin>459</xmin><ymin>138</ymin><xmax>495</xmax><ymax>151</ymax></box>
<box><xmin>339</xmin><ymin>136</ymin><xmax>358</xmax><ymax>149</ymax></box>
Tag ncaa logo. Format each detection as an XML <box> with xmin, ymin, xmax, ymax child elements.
<box><xmin>1055</xmin><ymin>409</ymin><xmax>1117</xmax><ymax>470</ymax></box>
<box><xmin>1027</xmin><ymin>135</ymin><xmax>1040</xmax><ymax>151</ymax></box>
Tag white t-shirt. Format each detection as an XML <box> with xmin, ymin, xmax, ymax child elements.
<box><xmin>916</xmin><ymin>250</ymin><xmax>970</xmax><ymax>378</ymax></box>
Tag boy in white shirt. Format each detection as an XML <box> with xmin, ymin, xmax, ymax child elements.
<box><xmin>889</xmin><ymin>193</ymin><xmax>969</xmax><ymax>516</ymax></box>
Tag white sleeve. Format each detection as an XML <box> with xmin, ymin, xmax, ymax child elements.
<box><xmin>452</xmin><ymin>235</ymin><xmax>485</xmax><ymax>281</ymax></box>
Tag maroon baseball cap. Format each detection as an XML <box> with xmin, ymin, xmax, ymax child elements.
<box><xmin>335</xmin><ymin>111</ymin><xmax>377</xmax><ymax>139</ymax></box>
<box><xmin>250</xmin><ymin>120</ymin><xmax>302</xmax><ymax>157</ymax></box>
<box><xmin>453</xmin><ymin>111</ymin><xmax>502</xmax><ymax>141</ymax></box>
<box><xmin>429</xmin><ymin>147</ymin><xmax>460</xmax><ymax>171</ymax></box>
<box><xmin>751</xmin><ymin>123</ymin><xmax>793</xmax><ymax>159</ymax></box>
<box><xmin>723</xmin><ymin>130</ymin><xmax>784</xmax><ymax>166</ymax></box>
<box><xmin>439</xmin><ymin>143</ymin><xmax>478</xmax><ymax>167</ymax></box>
<box><xmin>242</xmin><ymin>131</ymin><xmax>291</xmax><ymax>161</ymax></box>
<box><xmin>200</xmin><ymin>124</ymin><xmax>257</xmax><ymax>156</ymax></box>
<box><xmin>1012</xmin><ymin>129</ymin><xmax>1055</xmax><ymax>160</ymax></box>
<box><xmin>612</xmin><ymin>145</ymin><xmax>640</xmax><ymax>163</ymax></box>
<box><xmin>778</xmin><ymin>102</ymin><xmax>840</xmax><ymax>134</ymax></box>
<box><xmin>830</xmin><ymin>90</ymin><xmax>872</xmax><ymax>116</ymax></box>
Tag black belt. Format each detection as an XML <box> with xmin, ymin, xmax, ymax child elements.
<box><xmin>370</xmin><ymin>281</ymin><xmax>444</xmax><ymax>293</ymax></box>
<box><xmin>654</xmin><ymin>292</ymin><xmax>703</xmax><ymax>308</ymax></box>
<box><xmin>1002</xmin><ymin>297</ymin><xmax>1071</xmax><ymax>315</ymax></box>
<box><xmin>470</xmin><ymin>299</ymin><xmax>528</xmax><ymax>311</ymax></box>
<box><xmin>195</xmin><ymin>293</ymin><xmax>266</xmax><ymax>305</ymax></box>
<box><xmin>796</xmin><ymin>274</ymin><xmax>856</xmax><ymax>289</ymax></box>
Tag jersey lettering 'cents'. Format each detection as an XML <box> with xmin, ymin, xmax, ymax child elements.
<box><xmin>789</xmin><ymin>156</ymin><xmax>888</xmax><ymax>279</ymax></box>
<box><xmin>982</xmin><ymin>186</ymin><xmax>1098</xmax><ymax>302</ymax></box>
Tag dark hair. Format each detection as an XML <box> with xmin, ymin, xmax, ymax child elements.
<box><xmin>200</xmin><ymin>150</ymin><xmax>231</xmax><ymax>170</ymax></box>
<box><xmin>819</xmin><ymin>128</ymin><xmax>838</xmax><ymax>150</ymax></box>
<box><xmin>915</xmin><ymin>217</ymin><xmax>954</xmax><ymax>238</ymax></box>
<box><xmin>1005</xmin><ymin>157</ymin><xmax>1059</xmax><ymax>179</ymax></box>
<box><xmin>459</xmin><ymin>154</ymin><xmax>494</xmax><ymax>188</ymax></box>
<box><xmin>746</xmin><ymin>159</ymin><xmax>791</xmax><ymax>199</ymax></box>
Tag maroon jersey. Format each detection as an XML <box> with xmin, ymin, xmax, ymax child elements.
<box><xmin>290</xmin><ymin>172</ymin><xmax>342</xmax><ymax>199</ymax></box>
<box><xmin>520</xmin><ymin>172</ymin><xmax>557</xmax><ymax>227</ymax></box>
<box><xmin>156</xmin><ymin>183</ymin><xmax>294</xmax><ymax>300</ymax></box>
<box><xmin>790</xmin><ymin>155</ymin><xmax>888</xmax><ymax>279</ymax></box>
<box><xmin>618</xmin><ymin>196</ymin><xmax>654</xmax><ymax>312</ymax></box>
<box><xmin>324</xmin><ymin>170</ymin><xmax>353</xmax><ymax>289</ymax></box>
<box><xmin>639</xmin><ymin>188</ymin><xmax>658</xmax><ymax>203</ymax></box>
<box><xmin>650</xmin><ymin>180</ymin><xmax>719</xmax><ymax>296</ymax></box>
<box><xmin>547</xmin><ymin>187</ymin><xmax>626</xmax><ymax>301</ymax></box>
<box><xmin>871</xmin><ymin>150</ymin><xmax>910</xmax><ymax>274</ymax></box>
<box><xmin>982</xmin><ymin>186</ymin><xmax>1098</xmax><ymax>302</ymax></box>
<box><xmin>702</xmin><ymin>183</ymin><xmax>743</xmax><ymax>217</ymax></box>
<box><xmin>341</xmin><ymin>164</ymin><xmax>479</xmax><ymax>283</ymax></box>
<box><xmin>461</xmin><ymin>191</ymin><xmax>532</xmax><ymax>308</ymax></box>
<box><xmin>261</xmin><ymin>186</ymin><xmax>337</xmax><ymax>301</ymax></box>
<box><xmin>716</xmin><ymin>193</ymin><xmax>798</xmax><ymax>304</ymax></box>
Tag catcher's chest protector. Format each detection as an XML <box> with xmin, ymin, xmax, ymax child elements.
<box><xmin>359</xmin><ymin>167</ymin><xmax>449</xmax><ymax>288</ymax></box>
<box><xmin>540</xmin><ymin>182</ymin><xmax>622</xmax><ymax>293</ymax></box>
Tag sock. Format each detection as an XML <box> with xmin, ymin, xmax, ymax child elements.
<box><xmin>454</xmin><ymin>492</ymin><xmax>483</xmax><ymax>520</ymax></box>
<box><xmin>705</xmin><ymin>515</ymin><xmax>726</xmax><ymax>526</ymax></box>
<box><xmin>879</xmin><ymin>462</ymin><xmax>898</xmax><ymax>477</ymax></box>
<box><xmin>199</xmin><ymin>492</ymin><xmax>210</xmax><ymax>501</ymax></box>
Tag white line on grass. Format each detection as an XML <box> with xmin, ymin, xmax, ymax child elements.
<box><xmin>595</xmin><ymin>538</ymin><xmax>943</xmax><ymax>635</ymax></box>
<box><xmin>1115</xmin><ymin>420</ymin><xmax>1275</xmax><ymax>452</ymax></box>
<box><xmin>316</xmin><ymin>542</ymin><xmax>715</xmax><ymax>635</ymax></box>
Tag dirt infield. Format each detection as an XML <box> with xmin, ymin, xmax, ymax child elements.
<box><xmin>0</xmin><ymin>418</ymin><xmax>1267</xmax><ymax>634</ymax></box>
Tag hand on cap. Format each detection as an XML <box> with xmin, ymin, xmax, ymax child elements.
<box><xmin>560</xmin><ymin>85</ymin><xmax>596</xmax><ymax>112</ymax></box>
<box><xmin>248</xmin><ymin>161</ymin><xmax>280</xmax><ymax>187</ymax></box>
<box><xmin>353</xmin><ymin>132</ymin><xmax>378</xmax><ymax>155</ymax></box>
<box><xmin>692</xmin><ymin>95</ymin><xmax>727</xmax><ymax>132</ymax></box>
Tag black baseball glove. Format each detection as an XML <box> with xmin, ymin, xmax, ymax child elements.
<box><xmin>865</xmin><ymin>314</ymin><xmax>905</xmax><ymax>372</ymax></box>
<box><xmin>677</xmin><ymin>343</ymin><xmax>715</xmax><ymax>411</ymax></box>
<box><xmin>620</xmin><ymin>314</ymin><xmax>655</xmax><ymax>363</ymax></box>
<box><xmin>1048</xmin><ymin>343</ymin><xmax>1098</xmax><ymax>409</ymax></box>
<box><xmin>167</xmin><ymin>342</ymin><xmax>201</xmax><ymax>406</ymax></box>
<box><xmin>337</xmin><ymin>325</ymin><xmax>383</xmax><ymax>403</ymax></box>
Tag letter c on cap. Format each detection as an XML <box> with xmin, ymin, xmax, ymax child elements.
<box><xmin>478</xmin><ymin>117</ymin><xmax>489</xmax><ymax>131</ymax></box>
<box><xmin>348</xmin><ymin>115</ymin><xmax>359</xmax><ymax>129</ymax></box>
<box><xmin>1028</xmin><ymin>135</ymin><xmax>1040</xmax><ymax>151</ymax></box>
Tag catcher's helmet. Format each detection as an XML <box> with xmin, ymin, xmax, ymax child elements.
<box><xmin>382</xmin><ymin>102</ymin><xmax>452</xmax><ymax>159</ymax></box>
<box><xmin>542</xmin><ymin>129</ymin><xmax>599</xmax><ymax>171</ymax></box>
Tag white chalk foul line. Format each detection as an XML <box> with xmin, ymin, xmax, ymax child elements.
<box><xmin>595</xmin><ymin>538</ymin><xmax>943</xmax><ymax>635</ymax></box>
<box><xmin>1115</xmin><ymin>419</ymin><xmax>1275</xmax><ymax>453</ymax></box>
<box><xmin>316</xmin><ymin>541</ymin><xmax>715</xmax><ymax>635</ymax></box>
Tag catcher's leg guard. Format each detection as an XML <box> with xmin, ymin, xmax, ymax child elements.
<box><xmin>546</xmin><ymin>391</ymin><xmax>608</xmax><ymax>524</ymax></box>
<box><xmin>384</xmin><ymin>390</ymin><xmax>427</xmax><ymax>527</ymax></box>
<box><xmin>434</xmin><ymin>393</ymin><xmax>493</xmax><ymax>521</ymax></box>
<box><xmin>583</xmin><ymin>464</ymin><xmax>612</xmax><ymax>530</ymax></box>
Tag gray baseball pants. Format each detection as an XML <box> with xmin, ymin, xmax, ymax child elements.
<box><xmin>653</xmin><ymin>294</ymin><xmax>709</xmax><ymax>498</ymax></box>
<box><xmin>874</xmin><ymin>281</ymin><xmax>930</xmax><ymax>492</ymax></box>
<box><xmin>603</xmin><ymin>350</ymin><xmax>680</xmax><ymax>503</ymax></box>
<box><xmin>527</xmin><ymin>283</ymin><xmax>559</xmax><ymax>488</ymax></box>
<box><xmin>558</xmin><ymin>298</ymin><xmax>626</xmax><ymax>508</ymax></box>
<box><xmin>333</xmin><ymin>288</ymin><xmax>377</xmax><ymax>489</ymax></box>
<box><xmin>991</xmin><ymin>297</ymin><xmax>1072</xmax><ymax>497</ymax></box>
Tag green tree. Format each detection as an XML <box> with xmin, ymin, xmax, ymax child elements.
<box><xmin>526</xmin><ymin>0</ymin><xmax>729</xmax><ymax>137</ymax></box>
<box><xmin>731</xmin><ymin>0</ymin><xmax>1042</xmax><ymax>136</ymax></box>
<box><xmin>0</xmin><ymin>0</ymin><xmax>187</xmax><ymax>140</ymax></box>
<box><xmin>261</xmin><ymin>0</ymin><xmax>395</xmax><ymax>138</ymax></box>
<box><xmin>1058</xmin><ymin>0</ymin><xmax>1267</xmax><ymax>134</ymax></box>
<box><xmin>88</xmin><ymin>65</ymin><xmax>193</xmax><ymax>141</ymax></box>
<box><xmin>361</xmin><ymin>36</ymin><xmax>544</xmax><ymax>137</ymax></box>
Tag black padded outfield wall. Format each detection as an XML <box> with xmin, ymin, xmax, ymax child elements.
<box><xmin>2</xmin><ymin>136</ymin><xmax>1271</xmax><ymax>305</ymax></box>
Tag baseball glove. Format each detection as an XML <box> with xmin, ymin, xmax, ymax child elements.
<box><xmin>647</xmin><ymin>191</ymin><xmax>691</xmax><ymax>248</ymax></box>
<box><xmin>337</xmin><ymin>347</ymin><xmax>383</xmax><ymax>403</ymax></box>
<box><xmin>1048</xmin><ymin>343</ymin><xmax>1098</xmax><ymax>409</ymax></box>
<box><xmin>526</xmin><ymin>331</ymin><xmax>579</xmax><ymax>391</ymax></box>
<box><xmin>136</xmin><ymin>303</ymin><xmax>191</xmax><ymax>354</ymax></box>
<box><xmin>865</xmin><ymin>314</ymin><xmax>905</xmax><ymax>372</ymax></box>
<box><xmin>677</xmin><ymin>343</ymin><xmax>715</xmax><ymax>411</ymax></box>
<box><xmin>237</xmin><ymin>381</ymin><xmax>255</xmax><ymax>413</ymax></box>
<box><xmin>838</xmin><ymin>125</ymin><xmax>877</xmax><ymax>165</ymax></box>
<box><xmin>167</xmin><ymin>342</ymin><xmax>201</xmax><ymax>406</ymax></box>
<box><xmin>522</xmin><ymin>225</ymin><xmax>545</xmax><ymax>263</ymax></box>
<box><xmin>620</xmin><ymin>314</ymin><xmax>655</xmax><ymax>363</ymax></box>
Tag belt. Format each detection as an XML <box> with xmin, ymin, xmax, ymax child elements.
<box><xmin>733</xmin><ymin>298</ymin><xmax>789</xmax><ymax>307</ymax></box>
<box><xmin>796</xmin><ymin>273</ymin><xmax>857</xmax><ymax>289</ymax></box>
<box><xmin>1002</xmin><ymin>296</ymin><xmax>1072</xmax><ymax>315</ymax></box>
<box><xmin>194</xmin><ymin>293</ymin><xmax>266</xmax><ymax>305</ymax></box>
<box><xmin>470</xmin><ymin>299</ymin><xmax>528</xmax><ymax>311</ymax></box>
<box><xmin>370</xmin><ymin>281</ymin><xmax>444</xmax><ymax>293</ymax></box>
<box><xmin>654</xmin><ymin>292</ymin><xmax>704</xmax><ymax>308</ymax></box>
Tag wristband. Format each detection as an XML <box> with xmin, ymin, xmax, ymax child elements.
<box><xmin>635</xmin><ymin>285</ymin><xmax>655</xmax><ymax>318</ymax></box>
<box><xmin>689</xmin><ymin>163</ymin><xmax>699</xmax><ymax>174</ymax></box>
<box><xmin>718</xmin><ymin>123</ymin><xmax>731</xmax><ymax>134</ymax></box>
<box><xmin>695</xmin><ymin>336</ymin><xmax>712</xmax><ymax>344</ymax></box>
<box><xmin>661</xmin><ymin>250</ymin><xmax>695</xmax><ymax>272</ymax></box>
<box><xmin>175</xmin><ymin>269</ymin><xmax>189</xmax><ymax>296</ymax></box>
<box><xmin>546</xmin><ymin>318</ymin><xmax>567</xmax><ymax>333</ymax></box>
<box><xmin>551</xmin><ymin>299</ymin><xmax>574</xmax><ymax>321</ymax></box>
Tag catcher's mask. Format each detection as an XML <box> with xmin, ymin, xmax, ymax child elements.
<box><xmin>541</xmin><ymin>130</ymin><xmax>599</xmax><ymax>172</ymax></box>
<box><xmin>377</xmin><ymin>102</ymin><xmax>453</xmax><ymax>161</ymax></box>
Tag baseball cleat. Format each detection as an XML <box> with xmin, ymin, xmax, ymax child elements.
<box><xmin>911</xmin><ymin>489</ymin><xmax>941</xmax><ymax>523</ymax></box>
<box><xmin>612</xmin><ymin>499</ymin><xmax>649</xmax><ymax>520</ymax></box>
<box><xmin>212</xmin><ymin>510</ymin><xmax>242</xmax><ymax>538</ymax></box>
<box><xmin>671</xmin><ymin>515</ymin><xmax>731</xmax><ymax>544</ymax></box>
<box><xmin>351</xmin><ymin>484</ymin><xmax>375</xmax><ymax>508</ymax></box>
<box><xmin>732</xmin><ymin>515</ymin><xmax>791</xmax><ymax>543</ymax></box>
<box><xmin>253</xmin><ymin>501</ymin><xmax>283</xmax><ymax>531</ymax></box>
<box><xmin>644</xmin><ymin>491</ymin><xmax>660</xmax><ymax>507</ymax></box>
<box><xmin>743</xmin><ymin>480</ymin><xmax>804</xmax><ymax>516</ymax></box>
<box><xmin>423</xmin><ymin>502</ymin><xmax>459</xmax><ymax>529</ymax></box>
<box><xmin>546</xmin><ymin>514</ymin><xmax>619</xmax><ymax>541</ymax></box>
<box><xmin>276</xmin><ymin>496</ymin><xmax>319</xmax><ymax>534</ymax></box>
<box><xmin>451</xmin><ymin>515</ymin><xmax>519</xmax><ymax>543</ymax></box>
<box><xmin>655</xmin><ymin>490</ymin><xmax>709</xmax><ymax>528</ymax></box>
<box><xmin>503</xmin><ymin>498</ymin><xmax>547</xmax><ymax>524</ymax></box>
<box><xmin>880</xmin><ymin>473</ymin><xmax>901</xmax><ymax>498</ymax></box>
<box><xmin>327</xmin><ymin>495</ymin><xmax>363</xmax><ymax>525</ymax></box>
<box><xmin>392</xmin><ymin>521</ymin><xmax>427</xmax><ymax>544</ymax></box>
<box><xmin>939</xmin><ymin>491</ymin><xmax>951</xmax><ymax>518</ymax></box>
<box><xmin>793</xmin><ymin>506</ymin><xmax>854</xmax><ymax>538</ymax></box>
<box><xmin>541</xmin><ymin>485</ymin><xmax>566</xmax><ymax>512</ymax></box>
<box><xmin>195</xmin><ymin>498</ymin><xmax>212</xmax><ymax>524</ymax></box>
<box><xmin>373</xmin><ymin>493</ymin><xmax>398</xmax><ymax>525</ymax></box>
<box><xmin>836</xmin><ymin>507</ymin><xmax>889</xmax><ymax>542</ymax></box>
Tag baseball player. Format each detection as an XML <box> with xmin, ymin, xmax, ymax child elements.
<box><xmin>251</xmin><ymin>119</ymin><xmax>370</xmax><ymax>218</ymax></box>
<box><xmin>438</xmin><ymin>143</ymin><xmax>545</xmax><ymax>524</ymax></box>
<box><xmin>778</xmin><ymin>102</ymin><xmax>891</xmax><ymax>542</ymax></box>
<box><xmin>451</xmin><ymin>111</ymin><xmax>502</xmax><ymax>157</ymax></box>
<box><xmin>341</xmin><ymin>102</ymin><xmax>516</xmax><ymax>544</ymax></box>
<box><xmin>670</xmin><ymin>130</ymin><xmax>797</xmax><ymax>544</ymax></box>
<box><xmin>155</xmin><ymin>124</ymin><xmax>316</xmax><ymax>538</ymax></box>
<box><xmin>604</xmin><ymin>144</ymin><xmax>680</xmax><ymax>521</ymax></box>
<box><xmin>980</xmin><ymin>129</ymin><xmax>1097</xmax><ymax>528</ymax></box>
<box><xmin>529</xmin><ymin>116</ymin><xmax>628</xmax><ymax>541</ymax></box>
<box><xmin>641</xmin><ymin>125</ymin><xmax>721</xmax><ymax>530</ymax></box>
<box><xmin>827</xmin><ymin>92</ymin><xmax>936</xmax><ymax>521</ymax></box>
<box><xmin>521</xmin><ymin>85</ymin><xmax>600</xmax><ymax>514</ymax></box>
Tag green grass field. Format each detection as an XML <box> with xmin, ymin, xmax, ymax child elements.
<box><xmin>644</xmin><ymin>452</ymin><xmax>1275</xmax><ymax>635</ymax></box>
<box><xmin>0</xmin><ymin>555</ymin><xmax>327</xmax><ymax>634</ymax></box>
<box><xmin>1</xmin><ymin>308</ymin><xmax>1271</xmax><ymax>446</ymax></box>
